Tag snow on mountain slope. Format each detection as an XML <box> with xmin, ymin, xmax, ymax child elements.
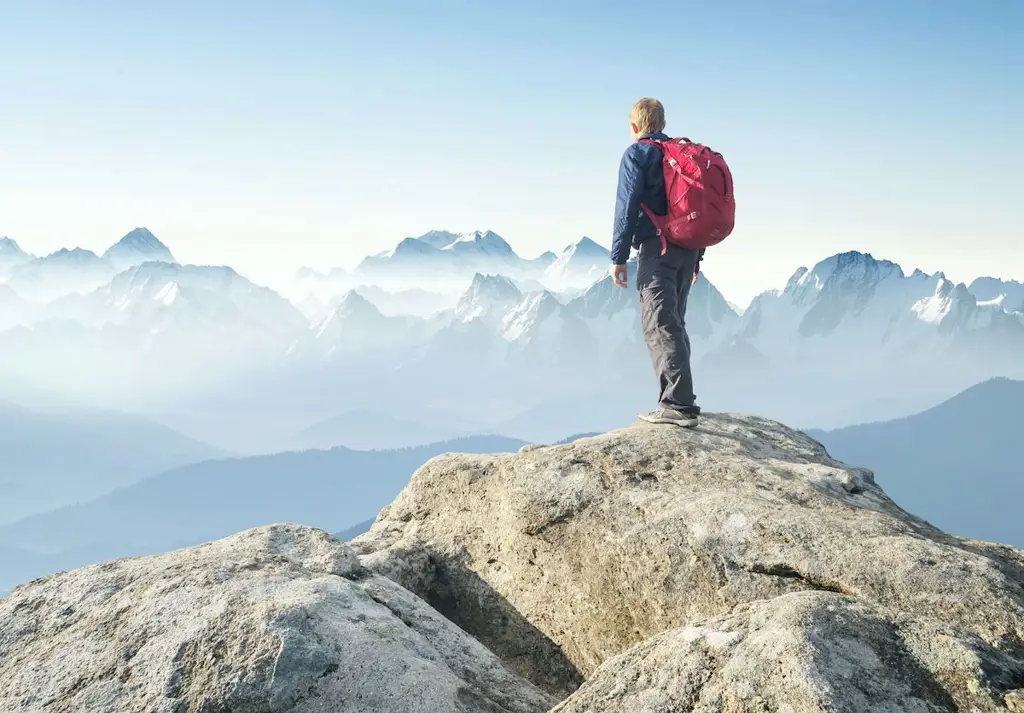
<box><xmin>8</xmin><ymin>248</ymin><xmax>116</xmax><ymax>302</ymax></box>
<box><xmin>543</xmin><ymin>237</ymin><xmax>611</xmax><ymax>291</ymax></box>
<box><xmin>687</xmin><ymin>272</ymin><xmax>740</xmax><ymax>340</ymax></box>
<box><xmin>501</xmin><ymin>291</ymin><xmax>564</xmax><ymax>342</ymax></box>
<box><xmin>496</xmin><ymin>290</ymin><xmax>595</xmax><ymax>367</ymax></box>
<box><xmin>729</xmin><ymin>251</ymin><xmax>1023</xmax><ymax>370</ymax></box>
<box><xmin>970</xmin><ymin>276</ymin><xmax>1024</xmax><ymax>313</ymax></box>
<box><xmin>911</xmin><ymin>278</ymin><xmax>980</xmax><ymax>329</ymax></box>
<box><xmin>558</xmin><ymin>270</ymin><xmax>738</xmax><ymax>364</ymax></box>
<box><xmin>0</xmin><ymin>238</ymin><xmax>34</xmax><ymax>279</ymax></box>
<box><xmin>312</xmin><ymin>290</ymin><xmax>430</xmax><ymax>357</ymax></box>
<box><xmin>563</xmin><ymin>274</ymin><xmax>636</xmax><ymax>345</ymax></box>
<box><xmin>454</xmin><ymin>273</ymin><xmax>523</xmax><ymax>324</ymax></box>
<box><xmin>356</xmin><ymin>230</ymin><xmax>543</xmax><ymax>288</ymax></box>
<box><xmin>102</xmin><ymin>227</ymin><xmax>176</xmax><ymax>271</ymax></box>
<box><xmin>527</xmin><ymin>251</ymin><xmax>557</xmax><ymax>270</ymax></box>
<box><xmin>415</xmin><ymin>230</ymin><xmax>463</xmax><ymax>249</ymax></box>
<box><xmin>441</xmin><ymin>230</ymin><xmax>516</xmax><ymax>259</ymax></box>
<box><xmin>49</xmin><ymin>262</ymin><xmax>307</xmax><ymax>344</ymax></box>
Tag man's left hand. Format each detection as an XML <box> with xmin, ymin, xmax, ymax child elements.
<box><xmin>610</xmin><ymin>264</ymin><xmax>628</xmax><ymax>288</ymax></box>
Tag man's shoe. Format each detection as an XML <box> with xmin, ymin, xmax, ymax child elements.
<box><xmin>638</xmin><ymin>407</ymin><xmax>699</xmax><ymax>428</ymax></box>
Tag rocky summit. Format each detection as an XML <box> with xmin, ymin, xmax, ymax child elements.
<box><xmin>354</xmin><ymin>415</ymin><xmax>1024</xmax><ymax>710</ymax></box>
<box><xmin>2</xmin><ymin>414</ymin><xmax>1024</xmax><ymax>712</ymax></box>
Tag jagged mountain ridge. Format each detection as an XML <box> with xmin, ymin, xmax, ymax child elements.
<box><xmin>454</xmin><ymin>273</ymin><xmax>524</xmax><ymax>324</ymax></box>
<box><xmin>357</xmin><ymin>230</ymin><xmax>525</xmax><ymax>278</ymax></box>
<box><xmin>1</xmin><ymin>227</ymin><xmax>1022</xmax><ymax>436</ymax></box>
<box><xmin>7</xmin><ymin>248</ymin><xmax>116</xmax><ymax>302</ymax></box>
<box><xmin>101</xmin><ymin>227</ymin><xmax>176</xmax><ymax>271</ymax></box>
<box><xmin>970</xmin><ymin>275</ymin><xmax>1024</xmax><ymax>312</ymax></box>
<box><xmin>728</xmin><ymin>250</ymin><xmax>1024</xmax><ymax>365</ymax></box>
<box><xmin>49</xmin><ymin>261</ymin><xmax>307</xmax><ymax>339</ymax></box>
<box><xmin>0</xmin><ymin>238</ymin><xmax>34</xmax><ymax>279</ymax></box>
<box><xmin>543</xmin><ymin>237</ymin><xmax>611</xmax><ymax>290</ymax></box>
<box><xmin>3</xmin><ymin>228</ymin><xmax>175</xmax><ymax>302</ymax></box>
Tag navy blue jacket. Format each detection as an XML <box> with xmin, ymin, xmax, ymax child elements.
<box><xmin>610</xmin><ymin>131</ymin><xmax>669</xmax><ymax>266</ymax></box>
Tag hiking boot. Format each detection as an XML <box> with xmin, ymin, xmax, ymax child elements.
<box><xmin>638</xmin><ymin>407</ymin><xmax>699</xmax><ymax>428</ymax></box>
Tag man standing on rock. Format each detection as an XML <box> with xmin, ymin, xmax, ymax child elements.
<box><xmin>609</xmin><ymin>98</ymin><xmax>705</xmax><ymax>428</ymax></box>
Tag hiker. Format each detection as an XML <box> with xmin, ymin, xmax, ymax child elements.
<box><xmin>609</xmin><ymin>98</ymin><xmax>735</xmax><ymax>428</ymax></box>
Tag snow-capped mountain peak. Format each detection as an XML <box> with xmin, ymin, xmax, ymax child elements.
<box><xmin>544</xmin><ymin>237</ymin><xmax>611</xmax><ymax>290</ymax></box>
<box><xmin>969</xmin><ymin>276</ymin><xmax>1024</xmax><ymax>313</ymax></box>
<box><xmin>463</xmin><ymin>272</ymin><xmax>522</xmax><ymax>302</ymax></box>
<box><xmin>332</xmin><ymin>290</ymin><xmax>384</xmax><ymax>321</ymax></box>
<box><xmin>44</xmin><ymin>261</ymin><xmax>308</xmax><ymax>344</ymax></box>
<box><xmin>442</xmin><ymin>230</ymin><xmax>515</xmax><ymax>257</ymax></box>
<box><xmin>355</xmin><ymin>230</ymin><xmax>529</xmax><ymax>291</ymax></box>
<box><xmin>385</xmin><ymin>237</ymin><xmax>445</xmax><ymax>259</ymax></box>
<box><xmin>911</xmin><ymin>277</ymin><xmax>976</xmax><ymax>328</ymax></box>
<box><xmin>0</xmin><ymin>237</ymin><xmax>34</xmax><ymax>279</ymax></box>
<box><xmin>153</xmin><ymin>281</ymin><xmax>181</xmax><ymax>306</ymax></box>
<box><xmin>785</xmin><ymin>251</ymin><xmax>903</xmax><ymax>301</ymax></box>
<box><xmin>48</xmin><ymin>247</ymin><xmax>105</xmax><ymax>263</ymax></box>
<box><xmin>103</xmin><ymin>228</ymin><xmax>176</xmax><ymax>271</ymax></box>
<box><xmin>0</xmin><ymin>237</ymin><xmax>29</xmax><ymax>259</ymax></box>
<box><xmin>569</xmin><ymin>236</ymin><xmax>611</xmax><ymax>257</ymax></box>
<box><xmin>454</xmin><ymin>273</ymin><xmax>523</xmax><ymax>323</ymax></box>
<box><xmin>7</xmin><ymin>248</ymin><xmax>116</xmax><ymax>302</ymax></box>
<box><xmin>312</xmin><ymin>288</ymin><xmax>428</xmax><ymax>355</ymax></box>
<box><xmin>566</xmin><ymin>274</ymin><xmax>632</xmax><ymax>320</ymax></box>
<box><xmin>501</xmin><ymin>291</ymin><xmax>563</xmax><ymax>341</ymax></box>
<box><xmin>414</xmin><ymin>230</ymin><xmax>462</xmax><ymax>249</ymax></box>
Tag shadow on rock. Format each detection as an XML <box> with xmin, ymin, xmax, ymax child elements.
<box><xmin>360</xmin><ymin>542</ymin><xmax>584</xmax><ymax>699</ymax></box>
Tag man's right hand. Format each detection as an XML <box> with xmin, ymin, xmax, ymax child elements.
<box><xmin>610</xmin><ymin>264</ymin><xmax>628</xmax><ymax>288</ymax></box>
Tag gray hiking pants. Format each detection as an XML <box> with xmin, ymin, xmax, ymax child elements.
<box><xmin>636</xmin><ymin>239</ymin><xmax>700</xmax><ymax>412</ymax></box>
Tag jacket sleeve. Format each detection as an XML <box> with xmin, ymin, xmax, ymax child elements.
<box><xmin>610</xmin><ymin>146</ymin><xmax>645</xmax><ymax>265</ymax></box>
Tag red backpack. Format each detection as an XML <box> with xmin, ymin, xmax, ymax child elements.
<box><xmin>639</xmin><ymin>137</ymin><xmax>735</xmax><ymax>254</ymax></box>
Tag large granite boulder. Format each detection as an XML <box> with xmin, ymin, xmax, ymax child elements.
<box><xmin>353</xmin><ymin>414</ymin><xmax>1024</xmax><ymax>706</ymax></box>
<box><xmin>553</xmin><ymin>591</ymin><xmax>1024</xmax><ymax>712</ymax></box>
<box><xmin>0</xmin><ymin>524</ymin><xmax>553</xmax><ymax>713</ymax></box>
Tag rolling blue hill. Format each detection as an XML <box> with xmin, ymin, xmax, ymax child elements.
<box><xmin>809</xmin><ymin>377</ymin><xmax>1023</xmax><ymax>548</ymax></box>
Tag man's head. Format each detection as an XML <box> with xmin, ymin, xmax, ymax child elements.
<box><xmin>630</xmin><ymin>98</ymin><xmax>666</xmax><ymax>141</ymax></box>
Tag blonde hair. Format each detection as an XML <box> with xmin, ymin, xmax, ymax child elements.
<box><xmin>630</xmin><ymin>98</ymin><xmax>666</xmax><ymax>136</ymax></box>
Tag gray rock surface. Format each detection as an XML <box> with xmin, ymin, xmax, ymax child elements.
<box><xmin>353</xmin><ymin>415</ymin><xmax>1024</xmax><ymax>703</ymax></box>
<box><xmin>553</xmin><ymin>591</ymin><xmax>1024</xmax><ymax>713</ymax></box>
<box><xmin>0</xmin><ymin>524</ymin><xmax>553</xmax><ymax>713</ymax></box>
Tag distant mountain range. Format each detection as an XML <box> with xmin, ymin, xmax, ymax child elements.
<box><xmin>0</xmin><ymin>434</ymin><xmax>529</xmax><ymax>593</ymax></box>
<box><xmin>5</xmin><ymin>228</ymin><xmax>175</xmax><ymax>302</ymax></box>
<box><xmin>810</xmin><ymin>377</ymin><xmax>1024</xmax><ymax>549</ymax></box>
<box><xmin>0</xmin><ymin>226</ymin><xmax>1021</xmax><ymax>445</ymax></box>
<box><xmin>969</xmin><ymin>276</ymin><xmax>1024</xmax><ymax>313</ymax></box>
<box><xmin>354</xmin><ymin>230</ymin><xmax>556</xmax><ymax>287</ymax></box>
<box><xmin>729</xmin><ymin>252</ymin><xmax>1024</xmax><ymax>363</ymax></box>
<box><xmin>0</xmin><ymin>400</ymin><xmax>223</xmax><ymax>524</ymax></box>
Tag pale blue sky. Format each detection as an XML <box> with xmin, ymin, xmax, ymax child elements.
<box><xmin>1</xmin><ymin>0</ymin><xmax>1021</xmax><ymax>303</ymax></box>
